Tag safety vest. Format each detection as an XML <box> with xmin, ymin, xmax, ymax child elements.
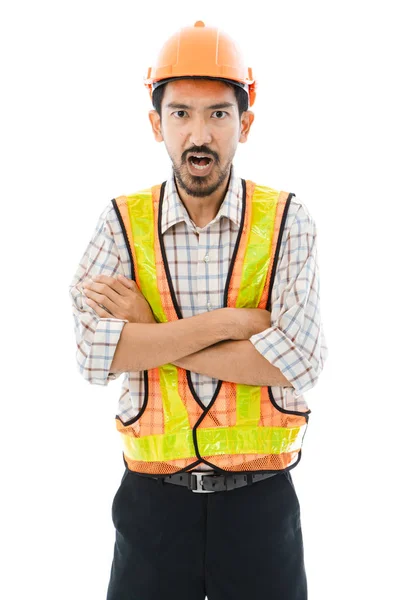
<box><xmin>112</xmin><ymin>179</ymin><xmax>310</xmax><ymax>476</ymax></box>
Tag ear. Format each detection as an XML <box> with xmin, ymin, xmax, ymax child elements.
<box><xmin>239</xmin><ymin>111</ymin><xmax>255</xmax><ymax>143</ymax></box>
<box><xmin>148</xmin><ymin>109</ymin><xmax>163</xmax><ymax>142</ymax></box>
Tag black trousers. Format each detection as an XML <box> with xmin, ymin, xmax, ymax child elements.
<box><xmin>106</xmin><ymin>467</ymin><xmax>307</xmax><ymax>600</ymax></box>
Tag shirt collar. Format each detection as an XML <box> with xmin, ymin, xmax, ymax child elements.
<box><xmin>161</xmin><ymin>164</ymin><xmax>243</xmax><ymax>234</ymax></box>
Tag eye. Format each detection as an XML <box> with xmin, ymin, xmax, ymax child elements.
<box><xmin>172</xmin><ymin>110</ymin><xmax>188</xmax><ymax>118</ymax></box>
<box><xmin>212</xmin><ymin>110</ymin><xmax>228</xmax><ymax>119</ymax></box>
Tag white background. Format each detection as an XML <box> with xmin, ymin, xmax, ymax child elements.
<box><xmin>1</xmin><ymin>1</ymin><xmax>399</xmax><ymax>598</ymax></box>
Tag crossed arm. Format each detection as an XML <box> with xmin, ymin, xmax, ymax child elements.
<box><xmin>173</xmin><ymin>340</ymin><xmax>292</xmax><ymax>387</ymax></box>
<box><xmin>81</xmin><ymin>275</ymin><xmax>293</xmax><ymax>388</ymax></box>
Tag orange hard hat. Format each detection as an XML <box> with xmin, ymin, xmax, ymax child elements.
<box><xmin>144</xmin><ymin>21</ymin><xmax>257</xmax><ymax>107</ymax></box>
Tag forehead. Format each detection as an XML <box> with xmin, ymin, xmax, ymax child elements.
<box><xmin>162</xmin><ymin>79</ymin><xmax>237</xmax><ymax>108</ymax></box>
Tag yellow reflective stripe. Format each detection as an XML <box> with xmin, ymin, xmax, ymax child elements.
<box><xmin>159</xmin><ymin>363</ymin><xmax>191</xmax><ymax>435</ymax></box>
<box><xmin>235</xmin><ymin>384</ymin><xmax>261</xmax><ymax>427</ymax></box>
<box><xmin>127</xmin><ymin>190</ymin><xmax>190</xmax><ymax>435</ymax></box>
<box><xmin>126</xmin><ymin>190</ymin><xmax>167</xmax><ymax>324</ymax></box>
<box><xmin>197</xmin><ymin>425</ymin><xmax>305</xmax><ymax>457</ymax></box>
<box><xmin>121</xmin><ymin>183</ymin><xmax>301</xmax><ymax>466</ymax></box>
<box><xmin>236</xmin><ymin>185</ymin><xmax>280</xmax><ymax>309</ymax></box>
<box><xmin>122</xmin><ymin>428</ymin><xmax>196</xmax><ymax>462</ymax></box>
<box><xmin>122</xmin><ymin>425</ymin><xmax>306</xmax><ymax>462</ymax></box>
<box><xmin>234</xmin><ymin>186</ymin><xmax>280</xmax><ymax>430</ymax></box>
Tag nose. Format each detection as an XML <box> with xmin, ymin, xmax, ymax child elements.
<box><xmin>189</xmin><ymin>115</ymin><xmax>212</xmax><ymax>147</ymax></box>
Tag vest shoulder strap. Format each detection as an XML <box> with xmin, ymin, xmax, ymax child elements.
<box><xmin>113</xmin><ymin>195</ymin><xmax>128</xmax><ymax>205</ymax></box>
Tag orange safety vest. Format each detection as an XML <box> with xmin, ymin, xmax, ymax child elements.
<box><xmin>112</xmin><ymin>179</ymin><xmax>309</xmax><ymax>476</ymax></box>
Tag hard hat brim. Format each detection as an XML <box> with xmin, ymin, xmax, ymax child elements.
<box><xmin>151</xmin><ymin>76</ymin><xmax>249</xmax><ymax>95</ymax></box>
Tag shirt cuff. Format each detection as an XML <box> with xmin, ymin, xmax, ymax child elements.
<box><xmin>249</xmin><ymin>325</ymin><xmax>314</xmax><ymax>398</ymax></box>
<box><xmin>85</xmin><ymin>317</ymin><xmax>129</xmax><ymax>385</ymax></box>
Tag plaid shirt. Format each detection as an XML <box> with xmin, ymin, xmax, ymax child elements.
<box><xmin>69</xmin><ymin>165</ymin><xmax>328</xmax><ymax>424</ymax></box>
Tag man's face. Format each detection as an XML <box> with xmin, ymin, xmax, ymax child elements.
<box><xmin>149</xmin><ymin>79</ymin><xmax>254</xmax><ymax>198</ymax></box>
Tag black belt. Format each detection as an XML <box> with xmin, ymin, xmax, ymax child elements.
<box><xmin>151</xmin><ymin>470</ymin><xmax>278</xmax><ymax>493</ymax></box>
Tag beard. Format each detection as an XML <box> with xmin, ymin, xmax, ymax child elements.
<box><xmin>170</xmin><ymin>152</ymin><xmax>232</xmax><ymax>198</ymax></box>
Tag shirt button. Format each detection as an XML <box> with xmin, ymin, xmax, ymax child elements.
<box><xmin>203</xmin><ymin>254</ymin><xmax>210</xmax><ymax>263</ymax></box>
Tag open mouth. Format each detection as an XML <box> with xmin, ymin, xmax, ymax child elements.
<box><xmin>188</xmin><ymin>154</ymin><xmax>213</xmax><ymax>171</ymax></box>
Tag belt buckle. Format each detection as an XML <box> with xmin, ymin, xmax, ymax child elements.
<box><xmin>190</xmin><ymin>472</ymin><xmax>215</xmax><ymax>493</ymax></box>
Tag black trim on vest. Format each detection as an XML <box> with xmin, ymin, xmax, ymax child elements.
<box><xmin>190</xmin><ymin>178</ymin><xmax>248</xmax><ymax>470</ymax></box>
<box><xmin>189</xmin><ymin>184</ymin><xmax>309</xmax><ymax>474</ymax></box>
<box><xmin>267</xmin><ymin>387</ymin><xmax>311</xmax><ymax>418</ymax></box>
<box><xmin>266</xmin><ymin>193</ymin><xmax>293</xmax><ymax>313</ymax></box>
<box><xmin>173</xmin><ymin>459</ymin><xmax>203</xmax><ymax>474</ymax></box>
<box><xmin>263</xmin><ymin>192</ymin><xmax>312</xmax><ymax>419</ymax></box>
<box><xmin>223</xmin><ymin>178</ymin><xmax>247</xmax><ymax>307</ymax></box>
<box><xmin>157</xmin><ymin>177</ymin><xmax>247</xmax><ymax>466</ymax></box>
<box><xmin>123</xmin><ymin>450</ymin><xmax>304</xmax><ymax>478</ymax></box>
<box><xmin>111</xmin><ymin>198</ymin><xmax>135</xmax><ymax>282</ymax></box>
<box><xmin>111</xmin><ymin>197</ymin><xmax>148</xmax><ymax>426</ymax></box>
<box><xmin>116</xmin><ymin>371</ymin><xmax>149</xmax><ymax>426</ymax></box>
<box><xmin>157</xmin><ymin>181</ymin><xmax>209</xmax><ymax>414</ymax></box>
<box><xmin>121</xmin><ymin>452</ymin><xmax>203</xmax><ymax>476</ymax></box>
<box><xmin>157</xmin><ymin>182</ymin><xmax>182</xmax><ymax>319</ymax></box>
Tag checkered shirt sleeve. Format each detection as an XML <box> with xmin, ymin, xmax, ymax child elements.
<box><xmin>249</xmin><ymin>202</ymin><xmax>328</xmax><ymax>398</ymax></box>
<box><xmin>68</xmin><ymin>204</ymin><xmax>129</xmax><ymax>385</ymax></box>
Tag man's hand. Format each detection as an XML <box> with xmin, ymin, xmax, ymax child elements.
<box><xmin>81</xmin><ymin>274</ymin><xmax>271</xmax><ymax>338</ymax></box>
<box><xmin>229</xmin><ymin>307</ymin><xmax>272</xmax><ymax>340</ymax></box>
<box><xmin>82</xmin><ymin>274</ymin><xmax>156</xmax><ymax>323</ymax></box>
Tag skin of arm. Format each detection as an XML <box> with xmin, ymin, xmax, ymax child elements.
<box><xmin>109</xmin><ymin>307</ymin><xmax>271</xmax><ymax>373</ymax></box>
<box><xmin>110</xmin><ymin>308</ymin><xmax>231</xmax><ymax>373</ymax></box>
<box><xmin>173</xmin><ymin>340</ymin><xmax>294</xmax><ymax>387</ymax></box>
<box><xmin>83</xmin><ymin>275</ymin><xmax>288</xmax><ymax>385</ymax></box>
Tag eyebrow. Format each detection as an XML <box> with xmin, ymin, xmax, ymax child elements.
<box><xmin>165</xmin><ymin>102</ymin><xmax>235</xmax><ymax>110</ymax></box>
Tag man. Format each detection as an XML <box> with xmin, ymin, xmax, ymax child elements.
<box><xmin>69</xmin><ymin>20</ymin><xmax>328</xmax><ymax>600</ymax></box>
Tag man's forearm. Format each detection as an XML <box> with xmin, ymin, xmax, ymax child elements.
<box><xmin>110</xmin><ymin>308</ymin><xmax>236</xmax><ymax>373</ymax></box>
<box><xmin>173</xmin><ymin>340</ymin><xmax>294</xmax><ymax>388</ymax></box>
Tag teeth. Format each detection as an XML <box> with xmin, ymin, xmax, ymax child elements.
<box><xmin>191</xmin><ymin>162</ymin><xmax>210</xmax><ymax>170</ymax></box>
<box><xmin>188</xmin><ymin>154</ymin><xmax>212</xmax><ymax>170</ymax></box>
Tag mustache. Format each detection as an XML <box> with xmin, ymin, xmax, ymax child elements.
<box><xmin>182</xmin><ymin>147</ymin><xmax>219</xmax><ymax>163</ymax></box>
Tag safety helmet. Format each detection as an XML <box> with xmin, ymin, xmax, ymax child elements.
<box><xmin>144</xmin><ymin>21</ymin><xmax>256</xmax><ymax>107</ymax></box>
